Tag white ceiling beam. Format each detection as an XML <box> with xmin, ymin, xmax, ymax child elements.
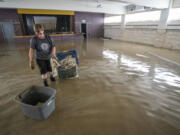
<box><xmin>0</xmin><ymin>0</ymin><xmax>126</xmax><ymax>14</ymax></box>
<box><xmin>109</xmin><ymin>0</ymin><xmax>171</xmax><ymax>9</ymax></box>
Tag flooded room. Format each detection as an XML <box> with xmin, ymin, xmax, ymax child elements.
<box><xmin>0</xmin><ymin>0</ymin><xmax>180</xmax><ymax>135</ymax></box>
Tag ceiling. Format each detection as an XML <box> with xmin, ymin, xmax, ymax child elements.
<box><xmin>0</xmin><ymin>0</ymin><xmax>172</xmax><ymax>14</ymax></box>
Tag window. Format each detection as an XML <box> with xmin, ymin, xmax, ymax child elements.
<box><xmin>168</xmin><ymin>8</ymin><xmax>180</xmax><ymax>21</ymax></box>
<box><xmin>34</xmin><ymin>16</ymin><xmax>57</xmax><ymax>24</ymax></box>
<box><xmin>34</xmin><ymin>16</ymin><xmax>57</xmax><ymax>32</ymax></box>
<box><xmin>104</xmin><ymin>16</ymin><xmax>121</xmax><ymax>24</ymax></box>
<box><xmin>126</xmin><ymin>11</ymin><xmax>161</xmax><ymax>23</ymax></box>
<box><xmin>23</xmin><ymin>15</ymin><xmax>71</xmax><ymax>35</ymax></box>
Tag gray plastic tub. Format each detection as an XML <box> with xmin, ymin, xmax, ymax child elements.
<box><xmin>15</xmin><ymin>86</ymin><xmax>56</xmax><ymax>120</ymax></box>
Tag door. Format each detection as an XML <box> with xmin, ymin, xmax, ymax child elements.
<box><xmin>81</xmin><ymin>23</ymin><xmax>87</xmax><ymax>39</ymax></box>
<box><xmin>2</xmin><ymin>23</ymin><xmax>15</xmax><ymax>42</ymax></box>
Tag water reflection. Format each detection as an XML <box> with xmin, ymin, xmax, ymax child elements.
<box><xmin>136</xmin><ymin>53</ymin><xmax>149</xmax><ymax>58</ymax></box>
<box><xmin>120</xmin><ymin>55</ymin><xmax>150</xmax><ymax>73</ymax></box>
<box><xmin>154</xmin><ymin>67</ymin><xmax>180</xmax><ymax>88</ymax></box>
<box><xmin>1</xmin><ymin>39</ymin><xmax>180</xmax><ymax>135</ymax></box>
<box><xmin>103</xmin><ymin>50</ymin><xmax>118</xmax><ymax>62</ymax></box>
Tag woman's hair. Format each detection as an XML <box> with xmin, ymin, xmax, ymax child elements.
<box><xmin>34</xmin><ymin>24</ymin><xmax>44</xmax><ymax>33</ymax></box>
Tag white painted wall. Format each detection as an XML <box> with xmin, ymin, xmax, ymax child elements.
<box><xmin>104</xmin><ymin>25</ymin><xmax>180</xmax><ymax>50</ymax></box>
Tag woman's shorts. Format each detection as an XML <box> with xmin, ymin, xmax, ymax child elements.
<box><xmin>36</xmin><ymin>59</ymin><xmax>52</xmax><ymax>74</ymax></box>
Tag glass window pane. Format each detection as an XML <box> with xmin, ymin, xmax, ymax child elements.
<box><xmin>104</xmin><ymin>16</ymin><xmax>121</xmax><ymax>24</ymax></box>
<box><xmin>126</xmin><ymin>11</ymin><xmax>161</xmax><ymax>23</ymax></box>
<box><xmin>168</xmin><ymin>8</ymin><xmax>180</xmax><ymax>21</ymax></box>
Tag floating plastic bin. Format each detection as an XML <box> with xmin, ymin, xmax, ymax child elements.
<box><xmin>56</xmin><ymin>50</ymin><xmax>79</xmax><ymax>79</ymax></box>
<box><xmin>15</xmin><ymin>86</ymin><xmax>56</xmax><ymax>120</ymax></box>
<box><xmin>57</xmin><ymin>66</ymin><xmax>77</xmax><ymax>79</ymax></box>
<box><xmin>56</xmin><ymin>50</ymin><xmax>79</xmax><ymax>65</ymax></box>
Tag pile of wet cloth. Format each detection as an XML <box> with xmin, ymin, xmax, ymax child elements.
<box><xmin>58</xmin><ymin>55</ymin><xmax>77</xmax><ymax>69</ymax></box>
<box><xmin>51</xmin><ymin>51</ymin><xmax>79</xmax><ymax>79</ymax></box>
<box><xmin>50</xmin><ymin>57</ymin><xmax>59</xmax><ymax>77</ymax></box>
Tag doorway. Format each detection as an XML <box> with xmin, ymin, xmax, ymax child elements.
<box><xmin>81</xmin><ymin>23</ymin><xmax>87</xmax><ymax>39</ymax></box>
<box><xmin>0</xmin><ymin>24</ymin><xmax>4</xmax><ymax>42</ymax></box>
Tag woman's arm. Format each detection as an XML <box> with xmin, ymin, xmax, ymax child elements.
<box><xmin>29</xmin><ymin>48</ymin><xmax>35</xmax><ymax>70</ymax></box>
<box><xmin>52</xmin><ymin>46</ymin><xmax>56</xmax><ymax>57</ymax></box>
<box><xmin>29</xmin><ymin>48</ymin><xmax>34</xmax><ymax>62</ymax></box>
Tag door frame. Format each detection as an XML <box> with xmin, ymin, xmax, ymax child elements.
<box><xmin>0</xmin><ymin>23</ymin><xmax>5</xmax><ymax>41</ymax></box>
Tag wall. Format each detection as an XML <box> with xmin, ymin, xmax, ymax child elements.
<box><xmin>0</xmin><ymin>9</ymin><xmax>19</xmax><ymax>22</ymax></box>
<box><xmin>75</xmin><ymin>12</ymin><xmax>104</xmax><ymax>38</ymax></box>
<box><xmin>104</xmin><ymin>25</ymin><xmax>180</xmax><ymax>50</ymax></box>
<box><xmin>0</xmin><ymin>8</ymin><xmax>23</xmax><ymax>42</ymax></box>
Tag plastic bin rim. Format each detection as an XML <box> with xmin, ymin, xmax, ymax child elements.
<box><xmin>14</xmin><ymin>85</ymin><xmax>56</xmax><ymax>108</ymax></box>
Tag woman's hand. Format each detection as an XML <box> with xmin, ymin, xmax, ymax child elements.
<box><xmin>30</xmin><ymin>60</ymin><xmax>35</xmax><ymax>70</ymax></box>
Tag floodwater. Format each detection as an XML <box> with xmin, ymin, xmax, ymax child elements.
<box><xmin>0</xmin><ymin>39</ymin><xmax>180</xmax><ymax>135</ymax></box>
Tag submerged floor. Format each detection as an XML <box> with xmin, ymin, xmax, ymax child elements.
<box><xmin>0</xmin><ymin>39</ymin><xmax>180</xmax><ymax>135</ymax></box>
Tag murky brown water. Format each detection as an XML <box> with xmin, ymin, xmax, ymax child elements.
<box><xmin>0</xmin><ymin>39</ymin><xmax>180</xmax><ymax>135</ymax></box>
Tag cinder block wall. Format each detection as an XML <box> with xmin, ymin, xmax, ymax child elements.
<box><xmin>104</xmin><ymin>26</ymin><xmax>180</xmax><ymax>50</ymax></box>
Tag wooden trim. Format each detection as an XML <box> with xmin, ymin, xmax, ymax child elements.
<box><xmin>17</xmin><ymin>9</ymin><xmax>75</xmax><ymax>15</ymax></box>
<box><xmin>13</xmin><ymin>33</ymin><xmax>81</xmax><ymax>38</ymax></box>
